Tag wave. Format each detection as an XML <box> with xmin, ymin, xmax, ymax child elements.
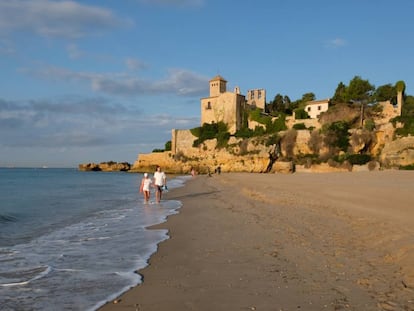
<box><xmin>0</xmin><ymin>265</ymin><xmax>51</xmax><ymax>287</ymax></box>
<box><xmin>0</xmin><ymin>214</ymin><xmax>17</xmax><ymax>223</ymax></box>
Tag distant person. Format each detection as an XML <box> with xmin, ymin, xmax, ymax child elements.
<box><xmin>190</xmin><ymin>167</ymin><xmax>196</xmax><ymax>177</ymax></box>
<box><xmin>216</xmin><ymin>166</ymin><xmax>221</xmax><ymax>175</ymax></box>
<box><xmin>139</xmin><ymin>173</ymin><xmax>152</xmax><ymax>203</ymax></box>
<box><xmin>154</xmin><ymin>166</ymin><xmax>167</xmax><ymax>203</ymax></box>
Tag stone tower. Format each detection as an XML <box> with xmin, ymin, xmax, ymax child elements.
<box><xmin>209</xmin><ymin>75</ymin><xmax>227</xmax><ymax>97</ymax></box>
<box><xmin>397</xmin><ymin>89</ymin><xmax>403</xmax><ymax>116</ymax></box>
<box><xmin>200</xmin><ymin>75</ymin><xmax>245</xmax><ymax>134</ymax></box>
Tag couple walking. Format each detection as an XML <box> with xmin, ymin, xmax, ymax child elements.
<box><xmin>140</xmin><ymin>166</ymin><xmax>167</xmax><ymax>204</ymax></box>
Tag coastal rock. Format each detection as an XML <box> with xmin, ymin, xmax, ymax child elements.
<box><xmin>78</xmin><ymin>162</ymin><xmax>131</xmax><ymax>172</ymax></box>
<box><xmin>380</xmin><ymin>136</ymin><xmax>414</xmax><ymax>167</ymax></box>
<box><xmin>78</xmin><ymin>163</ymin><xmax>101</xmax><ymax>171</ymax></box>
<box><xmin>272</xmin><ymin>161</ymin><xmax>295</xmax><ymax>174</ymax></box>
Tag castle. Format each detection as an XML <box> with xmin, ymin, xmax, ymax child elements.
<box><xmin>132</xmin><ymin>75</ymin><xmax>411</xmax><ymax>173</ymax></box>
<box><xmin>200</xmin><ymin>75</ymin><xmax>266</xmax><ymax>134</ymax></box>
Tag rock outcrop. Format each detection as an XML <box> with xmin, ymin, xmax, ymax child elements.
<box><xmin>78</xmin><ymin>162</ymin><xmax>131</xmax><ymax>172</ymax></box>
<box><xmin>380</xmin><ymin>136</ymin><xmax>414</xmax><ymax>167</ymax></box>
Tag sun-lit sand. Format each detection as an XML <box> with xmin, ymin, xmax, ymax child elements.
<box><xmin>100</xmin><ymin>171</ymin><xmax>414</xmax><ymax>311</ymax></box>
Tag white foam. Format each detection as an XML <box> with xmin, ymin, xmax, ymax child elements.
<box><xmin>0</xmin><ymin>265</ymin><xmax>51</xmax><ymax>287</ymax></box>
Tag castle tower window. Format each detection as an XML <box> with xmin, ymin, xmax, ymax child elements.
<box><xmin>318</xmin><ymin>105</ymin><xmax>321</xmax><ymax>111</ymax></box>
<box><xmin>258</xmin><ymin>90</ymin><xmax>262</xmax><ymax>99</ymax></box>
<box><xmin>206</xmin><ymin>102</ymin><xmax>211</xmax><ymax>110</ymax></box>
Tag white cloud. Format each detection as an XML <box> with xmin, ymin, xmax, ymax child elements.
<box><xmin>0</xmin><ymin>96</ymin><xmax>199</xmax><ymax>150</ymax></box>
<box><xmin>0</xmin><ymin>39</ymin><xmax>15</xmax><ymax>55</ymax></box>
<box><xmin>23</xmin><ymin>65</ymin><xmax>209</xmax><ymax>97</ymax></box>
<box><xmin>66</xmin><ymin>43</ymin><xmax>83</xmax><ymax>59</ymax></box>
<box><xmin>125</xmin><ymin>58</ymin><xmax>149</xmax><ymax>72</ymax></box>
<box><xmin>0</xmin><ymin>0</ymin><xmax>133</xmax><ymax>39</ymax></box>
<box><xmin>326</xmin><ymin>38</ymin><xmax>347</xmax><ymax>48</ymax></box>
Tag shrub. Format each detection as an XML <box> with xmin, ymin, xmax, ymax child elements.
<box><xmin>190</xmin><ymin>127</ymin><xmax>201</xmax><ymax>137</ymax></box>
<box><xmin>191</xmin><ymin>122</ymin><xmax>229</xmax><ymax>148</ymax></box>
<box><xmin>308</xmin><ymin>130</ymin><xmax>323</xmax><ymax>155</ymax></box>
<box><xmin>216</xmin><ymin>131</ymin><xmax>230</xmax><ymax>149</ymax></box>
<box><xmin>322</xmin><ymin>121</ymin><xmax>350</xmax><ymax>152</ymax></box>
<box><xmin>266</xmin><ymin>115</ymin><xmax>287</xmax><ymax>133</ymax></box>
<box><xmin>392</xmin><ymin>116</ymin><xmax>414</xmax><ymax>136</ymax></box>
<box><xmin>249</xmin><ymin>109</ymin><xmax>269</xmax><ymax>125</ymax></box>
<box><xmin>399</xmin><ymin>164</ymin><xmax>414</xmax><ymax>170</ymax></box>
<box><xmin>265</xmin><ymin>134</ymin><xmax>281</xmax><ymax>146</ymax></box>
<box><xmin>165</xmin><ymin>140</ymin><xmax>171</xmax><ymax>151</ymax></box>
<box><xmin>294</xmin><ymin>108</ymin><xmax>309</xmax><ymax>119</ymax></box>
<box><xmin>347</xmin><ymin>154</ymin><xmax>371</xmax><ymax>165</ymax></box>
<box><xmin>282</xmin><ymin>129</ymin><xmax>297</xmax><ymax>160</ymax></box>
<box><xmin>364</xmin><ymin>119</ymin><xmax>376</xmax><ymax>131</ymax></box>
<box><xmin>293</xmin><ymin>123</ymin><xmax>307</xmax><ymax>130</ymax></box>
<box><xmin>235</xmin><ymin>127</ymin><xmax>255</xmax><ymax>138</ymax></box>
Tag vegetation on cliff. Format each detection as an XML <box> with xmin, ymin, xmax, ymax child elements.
<box><xmin>154</xmin><ymin>76</ymin><xmax>414</xmax><ymax>172</ymax></box>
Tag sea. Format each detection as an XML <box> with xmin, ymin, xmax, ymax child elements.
<box><xmin>0</xmin><ymin>168</ymin><xmax>188</xmax><ymax>311</ymax></box>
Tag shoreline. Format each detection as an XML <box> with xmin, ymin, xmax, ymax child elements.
<box><xmin>99</xmin><ymin>171</ymin><xmax>414</xmax><ymax>311</ymax></box>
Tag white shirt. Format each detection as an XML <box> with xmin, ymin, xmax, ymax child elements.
<box><xmin>142</xmin><ymin>177</ymin><xmax>152</xmax><ymax>191</ymax></box>
<box><xmin>154</xmin><ymin>171</ymin><xmax>166</xmax><ymax>186</ymax></box>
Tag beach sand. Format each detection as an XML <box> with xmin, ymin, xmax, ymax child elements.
<box><xmin>100</xmin><ymin>171</ymin><xmax>414</xmax><ymax>311</ymax></box>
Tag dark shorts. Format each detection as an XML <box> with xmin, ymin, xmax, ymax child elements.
<box><xmin>156</xmin><ymin>185</ymin><xmax>163</xmax><ymax>192</ymax></box>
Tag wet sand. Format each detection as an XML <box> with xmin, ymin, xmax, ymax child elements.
<box><xmin>100</xmin><ymin>171</ymin><xmax>414</xmax><ymax>311</ymax></box>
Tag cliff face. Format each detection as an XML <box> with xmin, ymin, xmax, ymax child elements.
<box><xmin>132</xmin><ymin>126</ymin><xmax>414</xmax><ymax>174</ymax></box>
<box><xmin>380</xmin><ymin>136</ymin><xmax>414</xmax><ymax>167</ymax></box>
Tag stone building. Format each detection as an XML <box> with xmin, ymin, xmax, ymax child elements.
<box><xmin>200</xmin><ymin>75</ymin><xmax>266</xmax><ymax>134</ymax></box>
<box><xmin>246</xmin><ymin>88</ymin><xmax>266</xmax><ymax>111</ymax></box>
<box><xmin>304</xmin><ymin>99</ymin><xmax>330</xmax><ymax>119</ymax></box>
<box><xmin>200</xmin><ymin>75</ymin><xmax>245</xmax><ymax>134</ymax></box>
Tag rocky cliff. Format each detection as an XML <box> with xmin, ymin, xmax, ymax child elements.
<box><xmin>131</xmin><ymin>128</ymin><xmax>414</xmax><ymax>174</ymax></box>
<box><xmin>79</xmin><ymin>162</ymin><xmax>131</xmax><ymax>172</ymax></box>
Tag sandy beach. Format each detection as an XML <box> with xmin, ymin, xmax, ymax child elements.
<box><xmin>100</xmin><ymin>171</ymin><xmax>414</xmax><ymax>311</ymax></box>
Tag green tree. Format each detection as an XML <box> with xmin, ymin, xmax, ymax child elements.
<box><xmin>402</xmin><ymin>95</ymin><xmax>414</xmax><ymax>117</ymax></box>
<box><xmin>266</xmin><ymin>94</ymin><xmax>291</xmax><ymax>115</ymax></box>
<box><xmin>191</xmin><ymin>122</ymin><xmax>229</xmax><ymax>148</ymax></box>
<box><xmin>332</xmin><ymin>82</ymin><xmax>347</xmax><ymax>104</ymax></box>
<box><xmin>294</xmin><ymin>108</ymin><xmax>309</xmax><ymax>119</ymax></box>
<box><xmin>165</xmin><ymin>140</ymin><xmax>172</xmax><ymax>151</ymax></box>
<box><xmin>301</xmin><ymin>92</ymin><xmax>316</xmax><ymax>103</ymax></box>
<box><xmin>374</xmin><ymin>84</ymin><xmax>396</xmax><ymax>103</ymax></box>
<box><xmin>322</xmin><ymin>121</ymin><xmax>350</xmax><ymax>152</ymax></box>
<box><xmin>396</xmin><ymin>80</ymin><xmax>406</xmax><ymax>93</ymax></box>
<box><xmin>346</xmin><ymin>76</ymin><xmax>375</xmax><ymax>103</ymax></box>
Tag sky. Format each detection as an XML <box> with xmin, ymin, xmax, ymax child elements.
<box><xmin>1</xmin><ymin>0</ymin><xmax>414</xmax><ymax>168</ymax></box>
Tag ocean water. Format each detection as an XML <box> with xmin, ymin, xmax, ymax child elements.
<box><xmin>0</xmin><ymin>168</ymin><xmax>188</xmax><ymax>311</ymax></box>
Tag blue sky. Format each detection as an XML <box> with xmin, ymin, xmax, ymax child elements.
<box><xmin>1</xmin><ymin>0</ymin><xmax>414</xmax><ymax>167</ymax></box>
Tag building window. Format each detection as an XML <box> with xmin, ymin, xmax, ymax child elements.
<box><xmin>307</xmin><ymin>107</ymin><xmax>311</xmax><ymax>112</ymax></box>
<box><xmin>206</xmin><ymin>102</ymin><xmax>211</xmax><ymax>110</ymax></box>
<box><xmin>250</xmin><ymin>91</ymin><xmax>254</xmax><ymax>100</ymax></box>
<box><xmin>258</xmin><ymin>90</ymin><xmax>262</xmax><ymax>99</ymax></box>
<box><xmin>318</xmin><ymin>105</ymin><xmax>321</xmax><ymax>111</ymax></box>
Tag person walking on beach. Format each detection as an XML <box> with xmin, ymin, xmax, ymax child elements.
<box><xmin>139</xmin><ymin>173</ymin><xmax>152</xmax><ymax>203</ymax></box>
<box><xmin>154</xmin><ymin>166</ymin><xmax>167</xmax><ymax>203</ymax></box>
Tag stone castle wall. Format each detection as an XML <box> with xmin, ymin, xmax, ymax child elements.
<box><xmin>172</xmin><ymin>129</ymin><xmax>199</xmax><ymax>156</ymax></box>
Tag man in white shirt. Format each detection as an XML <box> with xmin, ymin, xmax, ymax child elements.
<box><xmin>154</xmin><ymin>165</ymin><xmax>167</xmax><ymax>203</ymax></box>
